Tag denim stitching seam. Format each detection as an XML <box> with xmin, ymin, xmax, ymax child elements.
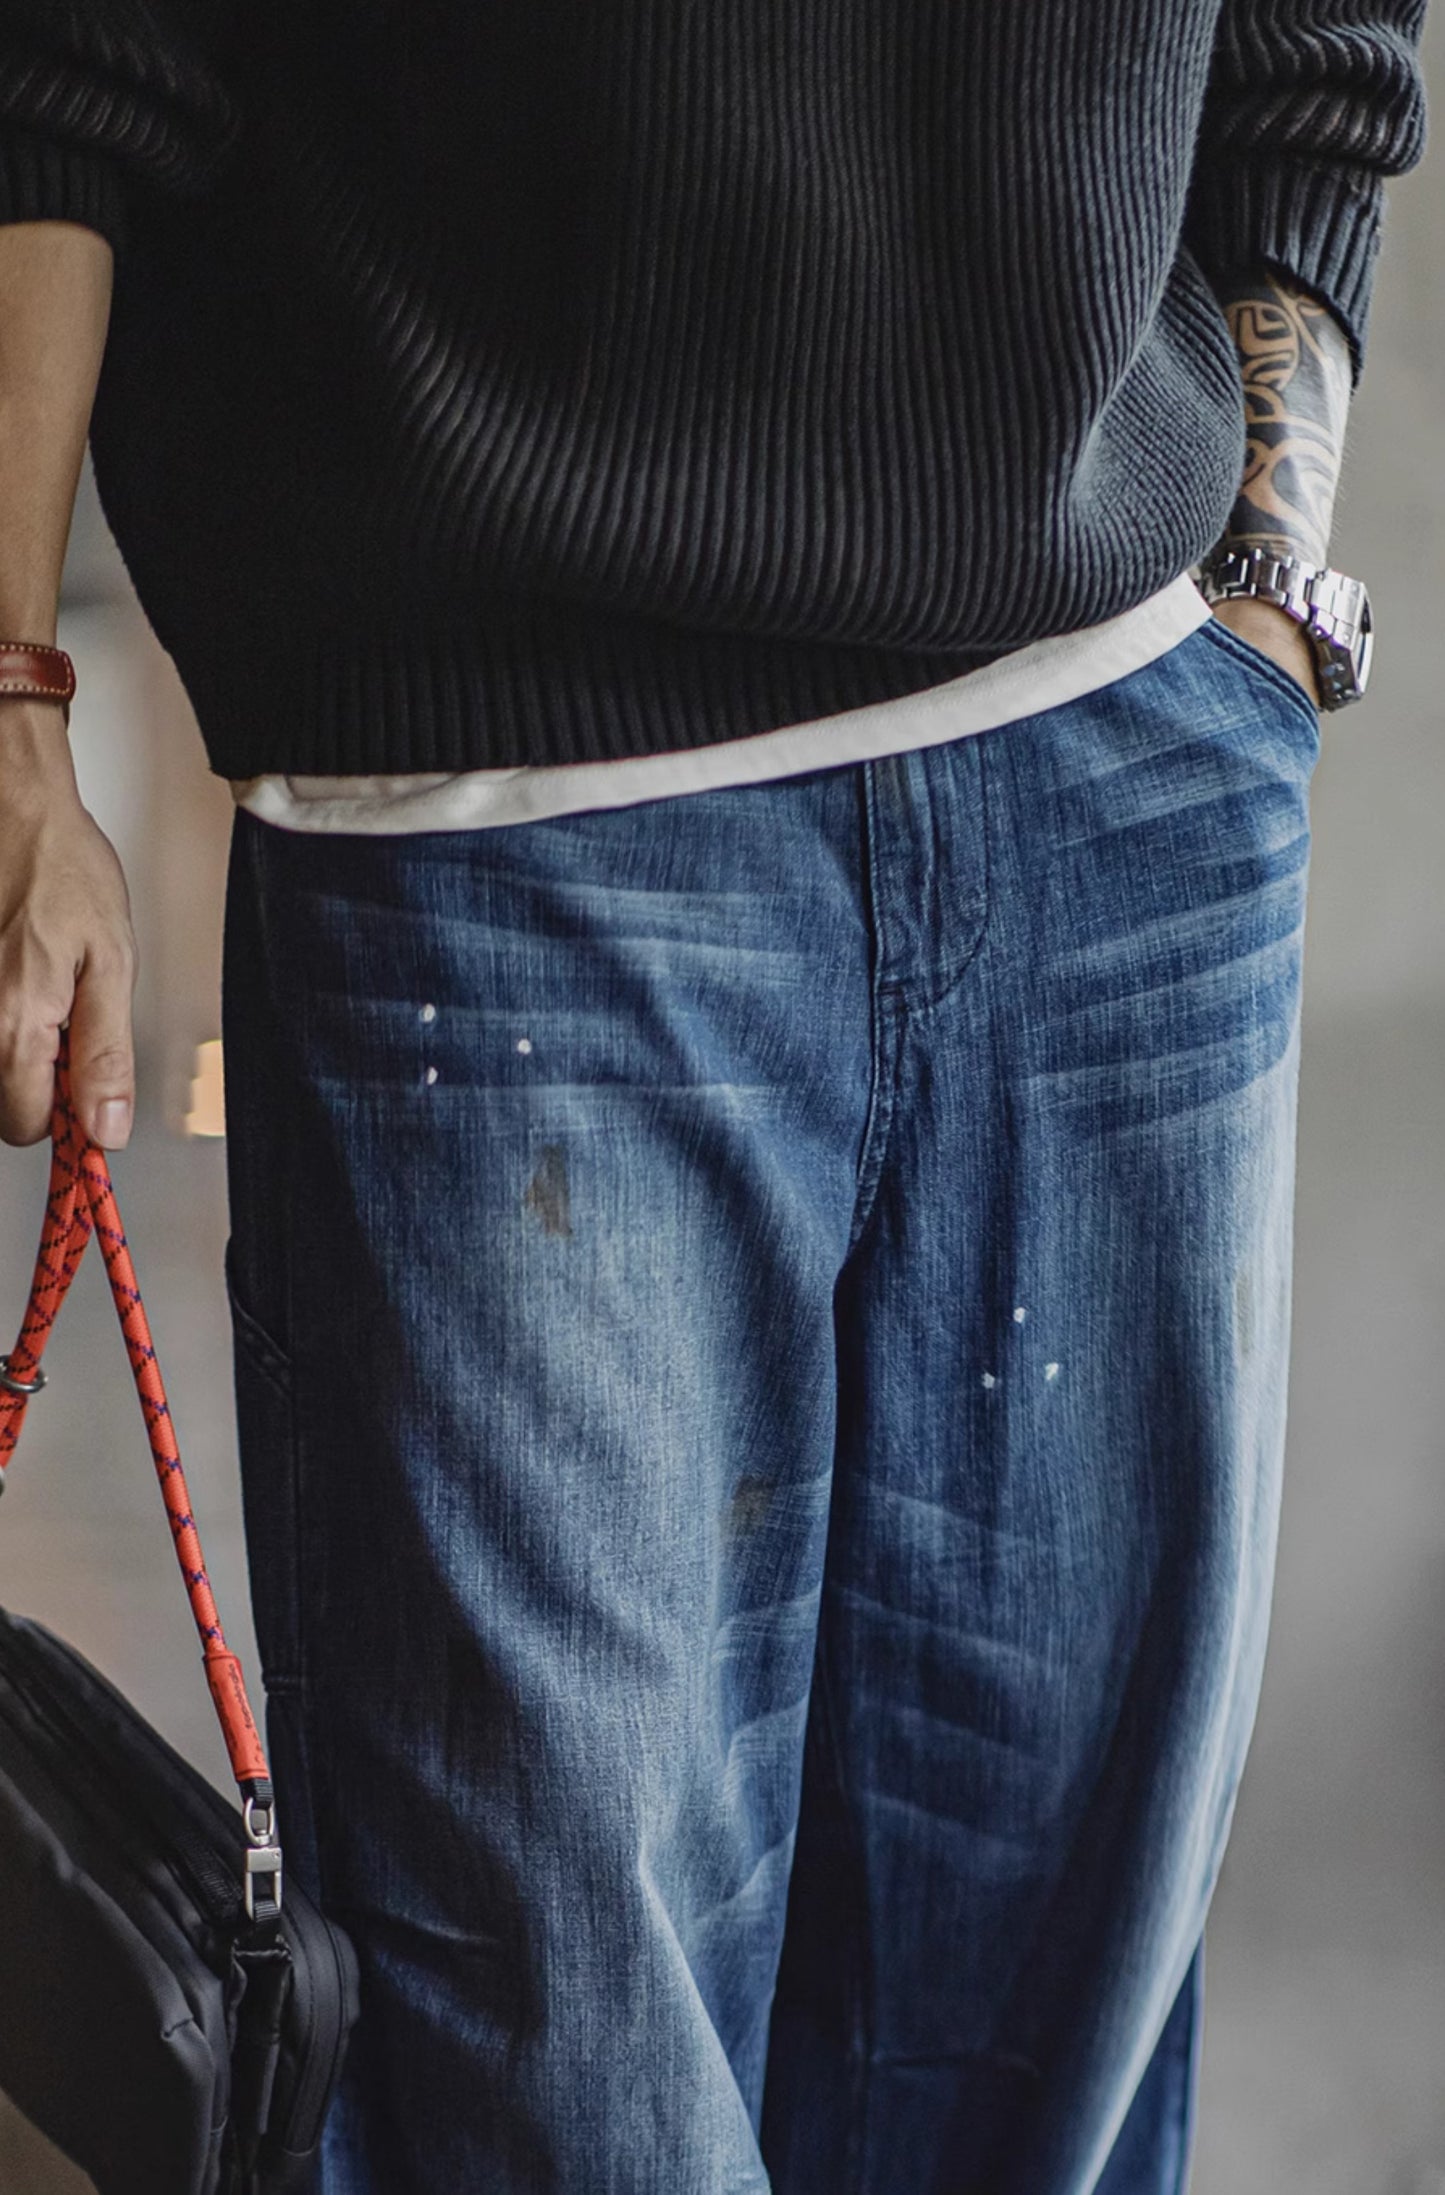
<box><xmin>813</xmin><ymin>1594</ymin><xmax>875</xmax><ymax>2192</ymax></box>
<box><xmin>879</xmin><ymin>728</ymin><xmax>995</xmax><ymax>1019</ymax></box>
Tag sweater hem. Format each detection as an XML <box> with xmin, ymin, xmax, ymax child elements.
<box><xmin>183</xmin><ymin>612</ymin><xmax>1018</xmax><ymax>780</ymax></box>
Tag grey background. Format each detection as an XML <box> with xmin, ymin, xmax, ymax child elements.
<box><xmin>1</xmin><ymin>15</ymin><xmax>1442</xmax><ymax>2183</ymax></box>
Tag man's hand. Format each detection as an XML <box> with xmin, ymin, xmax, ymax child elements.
<box><xmin>1209</xmin><ymin>595</ymin><xmax>1323</xmax><ymax>712</ymax></box>
<box><xmin>0</xmin><ymin>701</ymin><xmax>137</xmax><ymax>1150</ymax></box>
<box><xmin>0</xmin><ymin>221</ymin><xmax>123</xmax><ymax>1149</ymax></box>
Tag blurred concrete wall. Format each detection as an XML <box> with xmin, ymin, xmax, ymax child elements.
<box><xmin>1301</xmin><ymin>62</ymin><xmax>1445</xmax><ymax>1021</ymax></box>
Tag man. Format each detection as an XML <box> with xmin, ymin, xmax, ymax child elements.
<box><xmin>0</xmin><ymin>3</ymin><xmax>1429</xmax><ymax>2189</ymax></box>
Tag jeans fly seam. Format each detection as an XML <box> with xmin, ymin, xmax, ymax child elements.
<box><xmin>845</xmin><ymin>764</ymin><xmax>904</xmax><ymax>1264</ymax></box>
<box><xmin>844</xmin><ymin>986</ymin><xmax>903</xmax><ymax>1267</ymax></box>
<box><xmin>878</xmin><ymin>724</ymin><xmax>995</xmax><ymax>1019</ymax></box>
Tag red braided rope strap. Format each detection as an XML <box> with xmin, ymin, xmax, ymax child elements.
<box><xmin>0</xmin><ymin>1035</ymin><xmax>271</xmax><ymax>1796</ymax></box>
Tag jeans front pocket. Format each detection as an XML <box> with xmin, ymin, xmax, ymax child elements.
<box><xmin>1196</xmin><ymin>608</ymin><xmax>1323</xmax><ymax>745</ymax></box>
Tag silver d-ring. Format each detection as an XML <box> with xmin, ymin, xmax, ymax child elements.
<box><xmin>0</xmin><ymin>1355</ymin><xmax>47</xmax><ymax>1397</ymax></box>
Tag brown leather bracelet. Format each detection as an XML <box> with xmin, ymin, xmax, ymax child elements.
<box><xmin>0</xmin><ymin>642</ymin><xmax>77</xmax><ymax>717</ymax></box>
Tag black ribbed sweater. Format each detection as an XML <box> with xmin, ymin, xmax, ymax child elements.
<box><xmin>0</xmin><ymin>0</ymin><xmax>1430</xmax><ymax>777</ymax></box>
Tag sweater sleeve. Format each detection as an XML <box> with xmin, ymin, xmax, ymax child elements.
<box><xmin>1183</xmin><ymin>0</ymin><xmax>1431</xmax><ymax>384</ymax></box>
<box><xmin>0</xmin><ymin>0</ymin><xmax>238</xmax><ymax>259</ymax></box>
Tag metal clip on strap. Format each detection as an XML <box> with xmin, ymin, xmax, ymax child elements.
<box><xmin>243</xmin><ymin>1795</ymin><xmax>284</xmax><ymax>1921</ymax></box>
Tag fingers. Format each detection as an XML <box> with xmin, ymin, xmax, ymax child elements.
<box><xmin>0</xmin><ymin>956</ymin><xmax>137</xmax><ymax>1150</ymax></box>
<box><xmin>0</xmin><ymin>1011</ymin><xmax>64</xmax><ymax>1147</ymax></box>
<box><xmin>0</xmin><ymin>790</ymin><xmax>138</xmax><ymax>1152</ymax></box>
<box><xmin>66</xmin><ymin>935</ymin><xmax>138</xmax><ymax>1149</ymax></box>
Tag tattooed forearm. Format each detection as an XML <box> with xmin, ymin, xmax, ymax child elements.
<box><xmin>1213</xmin><ymin>270</ymin><xmax>1353</xmax><ymax>568</ymax></box>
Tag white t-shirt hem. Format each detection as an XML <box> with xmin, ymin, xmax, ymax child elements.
<box><xmin>230</xmin><ymin>571</ymin><xmax>1212</xmax><ymax>835</ymax></box>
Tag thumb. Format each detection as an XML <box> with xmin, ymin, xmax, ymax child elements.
<box><xmin>66</xmin><ymin>941</ymin><xmax>137</xmax><ymax>1149</ymax></box>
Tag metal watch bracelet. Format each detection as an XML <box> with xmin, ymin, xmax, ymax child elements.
<box><xmin>1196</xmin><ymin>546</ymin><xmax>1374</xmax><ymax>711</ymax></box>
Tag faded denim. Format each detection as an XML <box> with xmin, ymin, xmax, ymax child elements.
<box><xmin>220</xmin><ymin>610</ymin><xmax>1317</xmax><ymax>2194</ymax></box>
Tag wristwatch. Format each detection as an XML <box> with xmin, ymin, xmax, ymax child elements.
<box><xmin>1195</xmin><ymin>544</ymin><xmax>1374</xmax><ymax>711</ymax></box>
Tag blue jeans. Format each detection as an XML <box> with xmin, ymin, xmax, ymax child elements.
<box><xmin>220</xmin><ymin>613</ymin><xmax>1317</xmax><ymax>2194</ymax></box>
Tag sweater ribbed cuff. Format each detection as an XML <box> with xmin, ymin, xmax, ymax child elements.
<box><xmin>1184</xmin><ymin>155</ymin><xmax>1385</xmax><ymax>388</ymax></box>
<box><xmin>0</xmin><ymin>127</ymin><xmax>129</xmax><ymax>258</ymax></box>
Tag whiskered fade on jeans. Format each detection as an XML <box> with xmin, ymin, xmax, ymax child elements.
<box><xmin>220</xmin><ymin>611</ymin><xmax>1317</xmax><ymax>2195</ymax></box>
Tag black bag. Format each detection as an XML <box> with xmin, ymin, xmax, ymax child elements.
<box><xmin>0</xmin><ymin>1042</ymin><xmax>360</xmax><ymax>2193</ymax></box>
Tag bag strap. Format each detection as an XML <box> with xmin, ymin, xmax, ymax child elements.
<box><xmin>0</xmin><ymin>1032</ymin><xmax>283</xmax><ymax>1922</ymax></box>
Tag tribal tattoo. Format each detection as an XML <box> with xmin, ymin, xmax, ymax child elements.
<box><xmin>1213</xmin><ymin>271</ymin><xmax>1353</xmax><ymax>568</ymax></box>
